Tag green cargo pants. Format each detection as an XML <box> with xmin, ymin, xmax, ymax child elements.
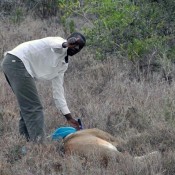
<box><xmin>1</xmin><ymin>54</ymin><xmax>45</xmax><ymax>142</ymax></box>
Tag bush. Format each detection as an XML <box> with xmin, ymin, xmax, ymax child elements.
<box><xmin>57</xmin><ymin>0</ymin><xmax>175</xmax><ymax>78</ymax></box>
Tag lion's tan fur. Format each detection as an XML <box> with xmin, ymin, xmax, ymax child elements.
<box><xmin>62</xmin><ymin>128</ymin><xmax>161</xmax><ymax>167</ymax></box>
<box><xmin>63</xmin><ymin>128</ymin><xmax>126</xmax><ymax>162</ymax></box>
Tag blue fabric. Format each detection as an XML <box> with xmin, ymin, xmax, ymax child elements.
<box><xmin>51</xmin><ymin>127</ymin><xmax>77</xmax><ymax>140</ymax></box>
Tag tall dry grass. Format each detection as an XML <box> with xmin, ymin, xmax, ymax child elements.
<box><xmin>1</xmin><ymin>16</ymin><xmax>175</xmax><ymax>175</ymax></box>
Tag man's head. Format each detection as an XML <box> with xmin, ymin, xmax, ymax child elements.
<box><xmin>67</xmin><ymin>32</ymin><xmax>86</xmax><ymax>56</ymax></box>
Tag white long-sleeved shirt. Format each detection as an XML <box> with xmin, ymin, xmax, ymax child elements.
<box><xmin>7</xmin><ymin>37</ymin><xmax>70</xmax><ymax>115</ymax></box>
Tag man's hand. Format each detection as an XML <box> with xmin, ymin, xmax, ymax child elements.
<box><xmin>67</xmin><ymin>37</ymin><xmax>78</xmax><ymax>46</ymax></box>
<box><xmin>62</xmin><ymin>37</ymin><xmax>80</xmax><ymax>48</ymax></box>
<box><xmin>67</xmin><ymin>118</ymin><xmax>80</xmax><ymax>130</ymax></box>
<box><xmin>64</xmin><ymin>113</ymin><xmax>80</xmax><ymax>130</ymax></box>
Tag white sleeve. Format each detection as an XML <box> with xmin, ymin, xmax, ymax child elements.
<box><xmin>52</xmin><ymin>73</ymin><xmax>70</xmax><ymax>115</ymax></box>
<box><xmin>48</xmin><ymin>37</ymin><xmax>67</xmax><ymax>48</ymax></box>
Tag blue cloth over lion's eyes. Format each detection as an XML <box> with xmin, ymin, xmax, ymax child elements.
<box><xmin>51</xmin><ymin>127</ymin><xmax>77</xmax><ymax>140</ymax></box>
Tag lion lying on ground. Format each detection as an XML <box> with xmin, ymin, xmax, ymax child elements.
<box><xmin>52</xmin><ymin>128</ymin><xmax>161</xmax><ymax>167</ymax></box>
<box><xmin>63</xmin><ymin>128</ymin><xmax>123</xmax><ymax>156</ymax></box>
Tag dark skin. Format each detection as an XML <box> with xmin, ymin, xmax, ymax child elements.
<box><xmin>63</xmin><ymin>38</ymin><xmax>80</xmax><ymax>48</ymax></box>
<box><xmin>64</xmin><ymin>113</ymin><xmax>80</xmax><ymax>130</ymax></box>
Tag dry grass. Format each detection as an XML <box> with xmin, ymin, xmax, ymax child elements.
<box><xmin>0</xmin><ymin>16</ymin><xmax>175</xmax><ymax>175</ymax></box>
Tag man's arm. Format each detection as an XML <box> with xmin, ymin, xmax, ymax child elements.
<box><xmin>48</xmin><ymin>37</ymin><xmax>67</xmax><ymax>48</ymax></box>
<box><xmin>52</xmin><ymin>74</ymin><xmax>80</xmax><ymax>130</ymax></box>
<box><xmin>62</xmin><ymin>37</ymin><xmax>79</xmax><ymax>48</ymax></box>
<box><xmin>48</xmin><ymin>36</ymin><xmax>78</xmax><ymax>49</ymax></box>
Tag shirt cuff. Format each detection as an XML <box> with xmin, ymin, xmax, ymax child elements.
<box><xmin>61</xmin><ymin>106</ymin><xmax>70</xmax><ymax>115</ymax></box>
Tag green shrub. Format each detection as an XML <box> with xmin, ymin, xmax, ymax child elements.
<box><xmin>57</xmin><ymin>0</ymin><xmax>175</xmax><ymax>64</ymax></box>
